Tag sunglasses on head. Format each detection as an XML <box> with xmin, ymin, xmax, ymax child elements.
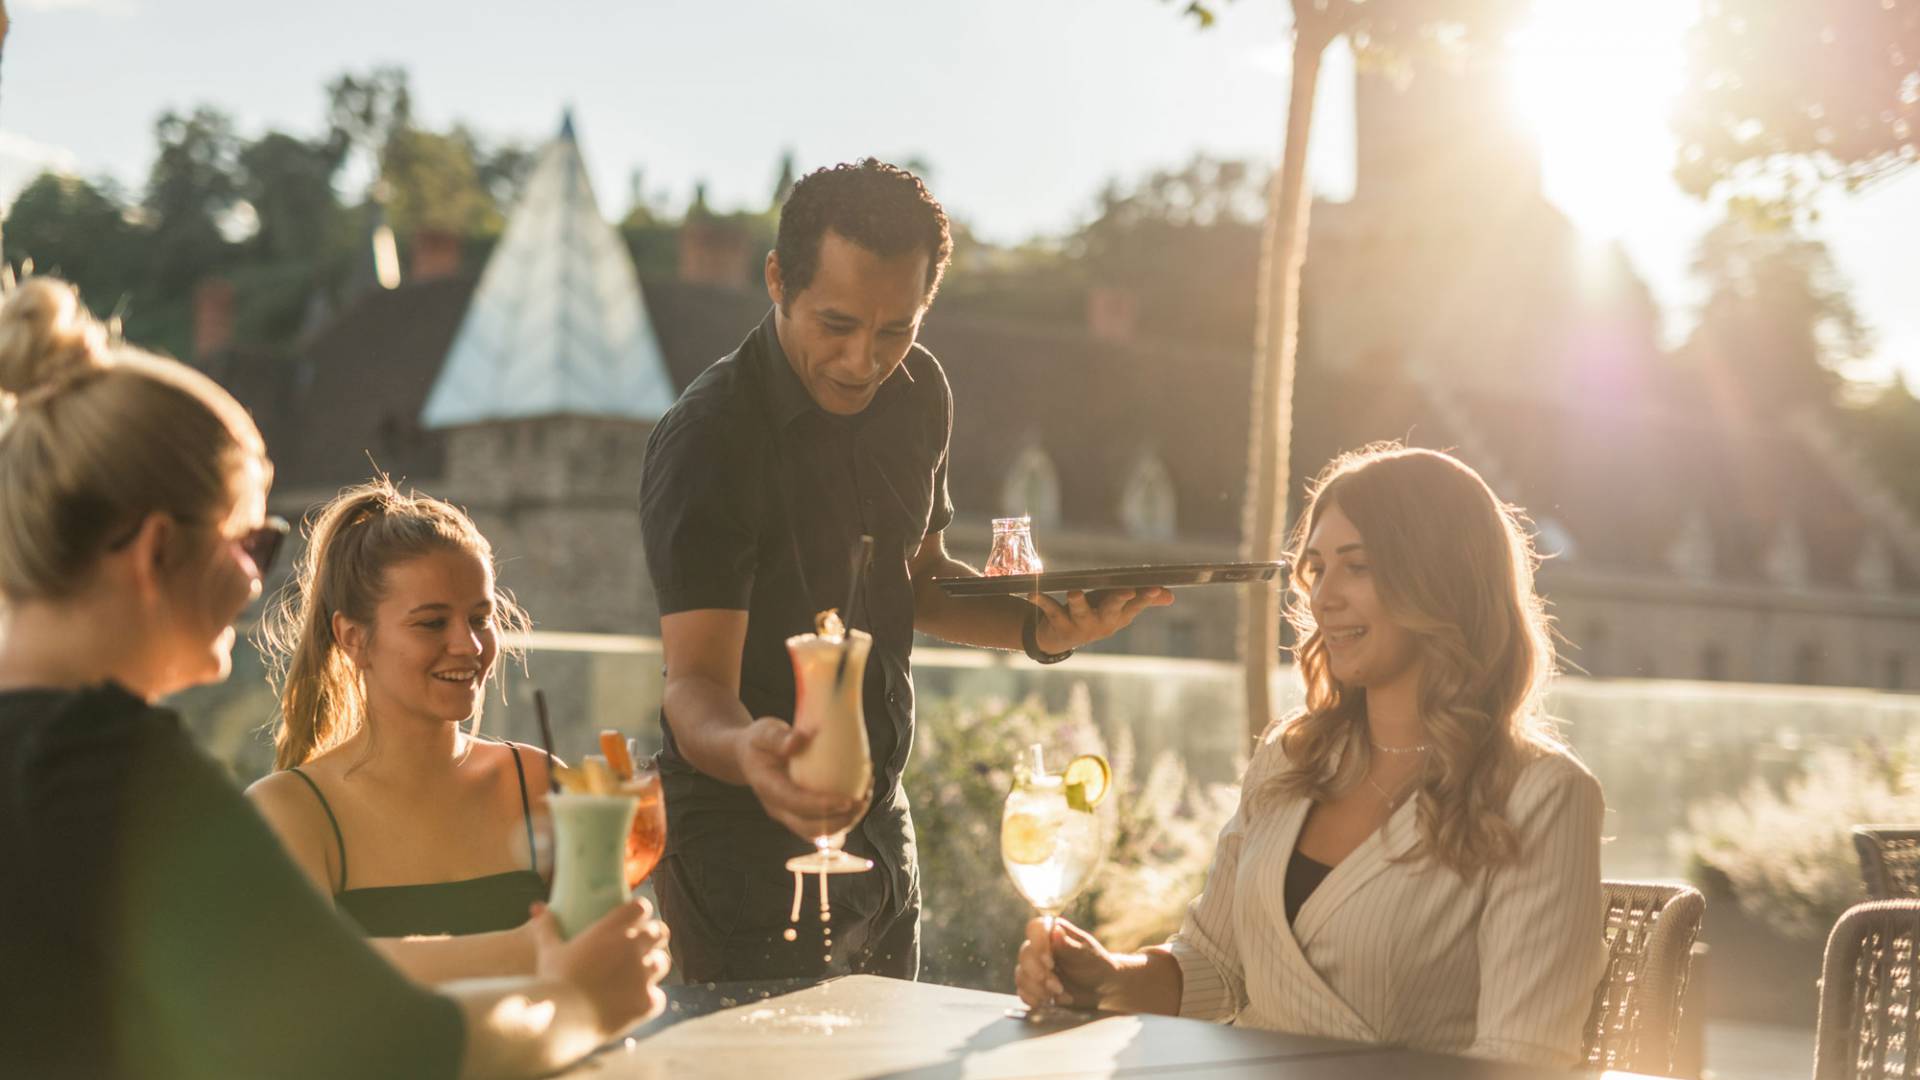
<box><xmin>106</xmin><ymin>514</ymin><xmax>292</xmax><ymax>578</ymax></box>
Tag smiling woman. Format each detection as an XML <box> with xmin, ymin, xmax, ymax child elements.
<box><xmin>1507</xmin><ymin>0</ymin><xmax>1697</xmax><ymax>240</ymax></box>
<box><xmin>245</xmin><ymin>479</ymin><xmax>570</xmax><ymax>982</ymax></box>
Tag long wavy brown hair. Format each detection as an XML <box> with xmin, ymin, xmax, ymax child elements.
<box><xmin>1265</xmin><ymin>444</ymin><xmax>1563</xmax><ymax>875</ymax></box>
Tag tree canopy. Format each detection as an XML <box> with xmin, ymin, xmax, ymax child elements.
<box><xmin>1675</xmin><ymin>0</ymin><xmax>1920</xmax><ymax>208</ymax></box>
<box><xmin>2</xmin><ymin>68</ymin><xmax>530</xmax><ymax>363</ymax></box>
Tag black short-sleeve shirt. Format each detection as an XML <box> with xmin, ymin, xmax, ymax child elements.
<box><xmin>640</xmin><ymin>312</ymin><xmax>954</xmax><ymax>902</ymax></box>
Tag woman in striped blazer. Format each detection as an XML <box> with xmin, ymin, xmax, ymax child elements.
<box><xmin>1016</xmin><ymin>444</ymin><xmax>1606</xmax><ymax>1068</ymax></box>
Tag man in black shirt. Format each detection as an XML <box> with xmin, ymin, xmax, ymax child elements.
<box><xmin>640</xmin><ymin>159</ymin><xmax>1170</xmax><ymax>983</ymax></box>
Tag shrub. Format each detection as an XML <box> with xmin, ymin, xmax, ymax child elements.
<box><xmin>908</xmin><ymin>684</ymin><xmax>1239</xmax><ymax>990</ymax></box>
<box><xmin>1681</xmin><ymin>737</ymin><xmax>1920</xmax><ymax>942</ymax></box>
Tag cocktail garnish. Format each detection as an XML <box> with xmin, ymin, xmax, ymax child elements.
<box><xmin>599</xmin><ymin>730</ymin><xmax>635</xmax><ymax>780</ymax></box>
<box><xmin>551</xmin><ymin>763</ymin><xmax>589</xmax><ymax>795</ymax></box>
<box><xmin>1002</xmin><ymin>812</ymin><xmax>1056</xmax><ymax>865</ymax></box>
<box><xmin>813</xmin><ymin>608</ymin><xmax>846</xmax><ymax>640</ymax></box>
<box><xmin>580</xmin><ymin>756</ymin><xmax>618</xmax><ymax>795</ymax></box>
<box><xmin>1063</xmin><ymin>755</ymin><xmax>1111</xmax><ymax>813</ymax></box>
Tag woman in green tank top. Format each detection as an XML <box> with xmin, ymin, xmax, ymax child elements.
<box><xmin>248</xmin><ymin>480</ymin><xmax>558</xmax><ymax>983</ymax></box>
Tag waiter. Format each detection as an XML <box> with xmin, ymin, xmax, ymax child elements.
<box><xmin>639</xmin><ymin>159</ymin><xmax>1169</xmax><ymax>982</ymax></box>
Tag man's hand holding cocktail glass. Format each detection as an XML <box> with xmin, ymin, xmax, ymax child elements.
<box><xmin>737</xmin><ymin>715</ymin><xmax>871</xmax><ymax>842</ymax></box>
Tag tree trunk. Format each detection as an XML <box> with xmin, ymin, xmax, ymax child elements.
<box><xmin>1241</xmin><ymin>10</ymin><xmax>1332</xmax><ymax>743</ymax></box>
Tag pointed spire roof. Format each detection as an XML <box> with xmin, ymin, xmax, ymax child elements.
<box><xmin>421</xmin><ymin>112</ymin><xmax>674</xmax><ymax>429</ymax></box>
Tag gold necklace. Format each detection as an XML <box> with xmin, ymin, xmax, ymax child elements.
<box><xmin>1369</xmin><ymin>738</ymin><xmax>1432</xmax><ymax>755</ymax></box>
<box><xmin>1366</xmin><ymin>767</ymin><xmax>1423</xmax><ymax>809</ymax></box>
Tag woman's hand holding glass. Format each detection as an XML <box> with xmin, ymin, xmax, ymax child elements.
<box><xmin>530</xmin><ymin>897</ymin><xmax>670</xmax><ymax>1037</ymax></box>
<box><xmin>1016</xmin><ymin>915</ymin><xmax>1122</xmax><ymax>1011</ymax></box>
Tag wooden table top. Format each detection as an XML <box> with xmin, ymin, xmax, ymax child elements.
<box><xmin>574</xmin><ymin>974</ymin><xmax>1659</xmax><ymax>1079</ymax></box>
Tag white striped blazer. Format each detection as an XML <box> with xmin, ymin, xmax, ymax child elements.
<box><xmin>1166</xmin><ymin>725</ymin><xmax>1607</xmax><ymax>1068</ymax></box>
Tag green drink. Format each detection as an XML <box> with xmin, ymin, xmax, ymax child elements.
<box><xmin>548</xmin><ymin>792</ymin><xmax>639</xmax><ymax>938</ymax></box>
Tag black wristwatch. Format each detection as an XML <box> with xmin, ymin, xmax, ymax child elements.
<box><xmin>1023</xmin><ymin>611</ymin><xmax>1075</xmax><ymax>665</ymax></box>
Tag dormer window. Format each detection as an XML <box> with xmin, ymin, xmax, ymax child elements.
<box><xmin>1856</xmin><ymin>533</ymin><xmax>1895</xmax><ymax>593</ymax></box>
<box><xmin>1764</xmin><ymin>518</ymin><xmax>1809</xmax><ymax>588</ymax></box>
<box><xmin>1120</xmin><ymin>454</ymin><xmax>1178</xmax><ymax>541</ymax></box>
<box><xmin>1001</xmin><ymin>445</ymin><xmax>1062</xmax><ymax>528</ymax></box>
<box><xmin>1666</xmin><ymin>510</ymin><xmax>1714</xmax><ymax>582</ymax></box>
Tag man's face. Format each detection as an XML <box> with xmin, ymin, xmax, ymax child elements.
<box><xmin>768</xmin><ymin>229</ymin><xmax>931</xmax><ymax>416</ymax></box>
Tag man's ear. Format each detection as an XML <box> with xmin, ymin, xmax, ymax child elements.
<box><xmin>765</xmin><ymin>250</ymin><xmax>786</xmax><ymax>311</ymax></box>
<box><xmin>332</xmin><ymin>611</ymin><xmax>370</xmax><ymax>670</ymax></box>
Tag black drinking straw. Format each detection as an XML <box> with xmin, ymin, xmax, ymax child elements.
<box><xmin>834</xmin><ymin>535</ymin><xmax>874</xmax><ymax>688</ymax></box>
<box><xmin>533</xmin><ymin>688</ymin><xmax>561</xmax><ymax>794</ymax></box>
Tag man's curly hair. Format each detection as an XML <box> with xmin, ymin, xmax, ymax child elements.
<box><xmin>774</xmin><ymin>158</ymin><xmax>952</xmax><ymax>306</ymax></box>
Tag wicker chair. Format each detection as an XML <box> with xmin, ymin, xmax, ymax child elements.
<box><xmin>1581</xmin><ymin>879</ymin><xmax>1706</xmax><ymax>1077</ymax></box>
<box><xmin>1854</xmin><ymin>827</ymin><xmax>1920</xmax><ymax>900</ymax></box>
<box><xmin>1815</xmin><ymin>900</ymin><xmax>1920</xmax><ymax>1079</ymax></box>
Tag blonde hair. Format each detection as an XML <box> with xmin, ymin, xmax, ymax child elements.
<box><xmin>0</xmin><ymin>275</ymin><xmax>267</xmax><ymax>603</ymax></box>
<box><xmin>260</xmin><ymin>478</ymin><xmax>530</xmax><ymax>770</ymax></box>
<box><xmin>1269</xmin><ymin>443</ymin><xmax>1561</xmax><ymax>875</ymax></box>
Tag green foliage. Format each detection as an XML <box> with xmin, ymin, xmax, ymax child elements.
<box><xmin>1081</xmin><ymin>154</ymin><xmax>1266</xmax><ymax>347</ymax></box>
<box><xmin>942</xmin><ymin>153</ymin><xmax>1266</xmax><ymax>345</ymax></box>
<box><xmin>1679</xmin><ymin>212</ymin><xmax>1872</xmax><ymax>410</ymax></box>
<box><xmin>1167</xmin><ymin>0</ymin><xmax>1529</xmax><ymax>68</ymax></box>
<box><xmin>1675</xmin><ymin>0</ymin><xmax>1920</xmax><ymax>208</ymax></box>
<box><xmin>325</xmin><ymin>66</ymin><xmax>413</xmax><ymax>167</ymax></box>
<box><xmin>1849</xmin><ymin>378</ymin><xmax>1920</xmax><ymax>517</ymax></box>
<box><xmin>144</xmin><ymin>108</ymin><xmax>241</xmax><ymax>300</ymax></box>
<box><xmin>1682</xmin><ymin>738</ymin><xmax>1920</xmax><ymax>941</ymax></box>
<box><xmin>2</xmin><ymin>173</ymin><xmax>146</xmax><ymax>317</ymax></box>
<box><xmin>908</xmin><ymin>686</ymin><xmax>1238</xmax><ymax>990</ymax></box>
<box><xmin>1</xmin><ymin>64</ymin><xmax>536</xmax><ymax>361</ymax></box>
<box><xmin>383</xmin><ymin>128</ymin><xmax>501</xmax><ymax>236</ymax></box>
<box><xmin>238</xmin><ymin>132</ymin><xmax>347</xmax><ymax>262</ymax></box>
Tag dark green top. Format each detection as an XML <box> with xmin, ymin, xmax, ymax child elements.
<box><xmin>288</xmin><ymin>744</ymin><xmax>548</xmax><ymax>938</ymax></box>
<box><xmin>0</xmin><ymin>683</ymin><xmax>463</xmax><ymax>1080</ymax></box>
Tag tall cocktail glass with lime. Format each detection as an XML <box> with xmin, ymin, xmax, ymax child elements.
<box><xmin>1001</xmin><ymin>743</ymin><xmax>1110</xmax><ymax>1019</ymax></box>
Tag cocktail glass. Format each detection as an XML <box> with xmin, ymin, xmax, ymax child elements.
<box><xmin>1002</xmin><ymin>743</ymin><xmax>1108</xmax><ymax>1020</ymax></box>
<box><xmin>622</xmin><ymin>755</ymin><xmax>667</xmax><ymax>889</ymax></box>
<box><xmin>784</xmin><ymin>628</ymin><xmax>874</xmax><ymax>875</ymax></box>
<box><xmin>547</xmin><ymin>790</ymin><xmax>640</xmax><ymax>939</ymax></box>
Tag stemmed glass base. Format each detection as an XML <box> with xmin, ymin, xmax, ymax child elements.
<box><xmin>1005</xmin><ymin>912</ymin><xmax>1080</xmax><ymax>1022</ymax></box>
<box><xmin>786</xmin><ymin>840</ymin><xmax>873</xmax><ymax>875</ymax></box>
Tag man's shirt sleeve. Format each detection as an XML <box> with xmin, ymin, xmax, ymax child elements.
<box><xmin>641</xmin><ymin>408</ymin><xmax>763</xmax><ymax>613</ymax></box>
<box><xmin>926</xmin><ymin>355</ymin><xmax>956</xmax><ymax>536</ymax></box>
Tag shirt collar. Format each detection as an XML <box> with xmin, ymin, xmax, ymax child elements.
<box><xmin>754</xmin><ymin>308</ymin><xmax>919</xmax><ymax>430</ymax></box>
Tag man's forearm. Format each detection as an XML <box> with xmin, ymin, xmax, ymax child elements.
<box><xmin>660</xmin><ymin>675</ymin><xmax>755</xmax><ymax>785</ymax></box>
<box><xmin>911</xmin><ymin>553</ymin><xmax>1029</xmax><ymax>650</ymax></box>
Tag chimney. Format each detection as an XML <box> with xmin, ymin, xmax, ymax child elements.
<box><xmin>193</xmin><ymin>278</ymin><xmax>236</xmax><ymax>362</ymax></box>
<box><xmin>677</xmin><ymin>219</ymin><xmax>754</xmax><ymax>288</ymax></box>
<box><xmin>410</xmin><ymin>227</ymin><xmax>463</xmax><ymax>282</ymax></box>
<box><xmin>1086</xmin><ymin>285</ymin><xmax>1138</xmax><ymax>343</ymax></box>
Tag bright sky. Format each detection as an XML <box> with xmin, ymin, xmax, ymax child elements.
<box><xmin>2</xmin><ymin>0</ymin><xmax>1915</xmax><ymax>386</ymax></box>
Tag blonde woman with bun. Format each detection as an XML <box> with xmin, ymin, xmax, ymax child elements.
<box><xmin>0</xmin><ymin>276</ymin><xmax>667</xmax><ymax>1080</ymax></box>
<box><xmin>1013</xmin><ymin>444</ymin><xmax>1606</xmax><ymax>1069</ymax></box>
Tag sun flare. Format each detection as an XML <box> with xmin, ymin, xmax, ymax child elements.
<box><xmin>1508</xmin><ymin>0</ymin><xmax>1698</xmax><ymax>239</ymax></box>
